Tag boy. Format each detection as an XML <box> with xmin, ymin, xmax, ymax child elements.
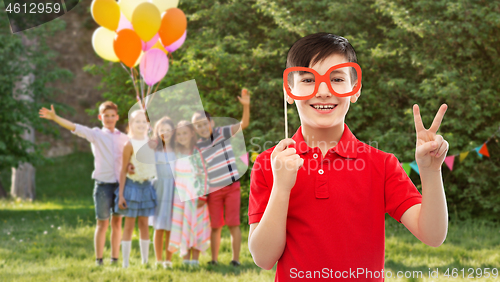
<box><xmin>191</xmin><ymin>88</ymin><xmax>250</xmax><ymax>266</ymax></box>
<box><xmin>39</xmin><ymin>101</ymin><xmax>129</xmax><ymax>266</ymax></box>
<box><xmin>248</xmin><ymin>33</ymin><xmax>449</xmax><ymax>281</ymax></box>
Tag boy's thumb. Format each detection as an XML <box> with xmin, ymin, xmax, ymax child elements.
<box><xmin>51</xmin><ymin>104</ymin><xmax>55</xmax><ymax>112</ymax></box>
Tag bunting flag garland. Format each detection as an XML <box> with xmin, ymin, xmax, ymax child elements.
<box><xmin>444</xmin><ymin>155</ymin><xmax>455</xmax><ymax>171</ymax></box>
<box><xmin>459</xmin><ymin>151</ymin><xmax>469</xmax><ymax>163</ymax></box>
<box><xmin>400</xmin><ymin>126</ymin><xmax>499</xmax><ymax>175</ymax></box>
<box><xmin>409</xmin><ymin>160</ymin><xmax>420</xmax><ymax>175</ymax></box>
<box><xmin>239</xmin><ymin>152</ymin><xmax>249</xmax><ymax>166</ymax></box>
<box><xmin>474</xmin><ymin>146</ymin><xmax>483</xmax><ymax>159</ymax></box>
<box><xmin>402</xmin><ymin>162</ymin><xmax>412</xmax><ymax>176</ymax></box>
<box><xmin>479</xmin><ymin>143</ymin><xmax>490</xmax><ymax>157</ymax></box>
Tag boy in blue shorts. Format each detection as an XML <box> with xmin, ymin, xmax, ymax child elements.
<box><xmin>248</xmin><ymin>33</ymin><xmax>449</xmax><ymax>281</ymax></box>
<box><xmin>39</xmin><ymin>101</ymin><xmax>129</xmax><ymax>266</ymax></box>
<box><xmin>191</xmin><ymin>88</ymin><xmax>250</xmax><ymax>266</ymax></box>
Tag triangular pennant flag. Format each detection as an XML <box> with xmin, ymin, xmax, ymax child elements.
<box><xmin>459</xmin><ymin>151</ymin><xmax>469</xmax><ymax>162</ymax></box>
<box><xmin>474</xmin><ymin>146</ymin><xmax>483</xmax><ymax>159</ymax></box>
<box><xmin>402</xmin><ymin>163</ymin><xmax>411</xmax><ymax>176</ymax></box>
<box><xmin>478</xmin><ymin>143</ymin><xmax>490</xmax><ymax>157</ymax></box>
<box><xmin>409</xmin><ymin>161</ymin><xmax>420</xmax><ymax>175</ymax></box>
<box><xmin>444</xmin><ymin>155</ymin><xmax>455</xmax><ymax>171</ymax></box>
<box><xmin>239</xmin><ymin>152</ymin><xmax>249</xmax><ymax>166</ymax></box>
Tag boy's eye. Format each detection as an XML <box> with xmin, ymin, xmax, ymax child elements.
<box><xmin>301</xmin><ymin>78</ymin><xmax>314</xmax><ymax>83</ymax></box>
<box><xmin>331</xmin><ymin>78</ymin><xmax>345</xmax><ymax>83</ymax></box>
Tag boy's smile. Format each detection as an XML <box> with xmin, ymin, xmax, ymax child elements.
<box><xmin>287</xmin><ymin>53</ymin><xmax>360</xmax><ymax>130</ymax></box>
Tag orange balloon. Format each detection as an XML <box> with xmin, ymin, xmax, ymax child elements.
<box><xmin>113</xmin><ymin>29</ymin><xmax>142</xmax><ymax>68</ymax></box>
<box><xmin>158</xmin><ymin>8</ymin><xmax>187</xmax><ymax>46</ymax></box>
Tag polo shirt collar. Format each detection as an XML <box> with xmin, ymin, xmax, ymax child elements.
<box><xmin>102</xmin><ymin>127</ymin><xmax>121</xmax><ymax>135</ymax></box>
<box><xmin>290</xmin><ymin>123</ymin><xmax>358</xmax><ymax>159</ymax></box>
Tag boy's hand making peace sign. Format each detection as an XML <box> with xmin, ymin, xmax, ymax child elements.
<box><xmin>413</xmin><ymin>104</ymin><xmax>449</xmax><ymax>172</ymax></box>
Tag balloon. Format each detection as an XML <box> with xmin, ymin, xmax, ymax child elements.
<box><xmin>151</xmin><ymin>0</ymin><xmax>178</xmax><ymax>12</ymax></box>
<box><xmin>118</xmin><ymin>0</ymin><xmax>148</xmax><ymax>22</ymax></box>
<box><xmin>142</xmin><ymin>33</ymin><xmax>159</xmax><ymax>51</ymax></box>
<box><xmin>132</xmin><ymin>2</ymin><xmax>161</xmax><ymax>42</ymax></box>
<box><xmin>114</xmin><ymin>29</ymin><xmax>142</xmax><ymax>68</ymax></box>
<box><xmin>92</xmin><ymin>27</ymin><xmax>119</xmax><ymax>62</ymax></box>
<box><xmin>91</xmin><ymin>0</ymin><xmax>120</xmax><ymax>31</ymax></box>
<box><xmin>116</xmin><ymin>13</ymin><xmax>133</xmax><ymax>32</ymax></box>
<box><xmin>152</xmin><ymin>40</ymin><xmax>168</xmax><ymax>54</ymax></box>
<box><xmin>164</xmin><ymin>30</ymin><xmax>186</xmax><ymax>53</ymax></box>
<box><xmin>140</xmin><ymin>49</ymin><xmax>169</xmax><ymax>86</ymax></box>
<box><xmin>158</xmin><ymin>8</ymin><xmax>187</xmax><ymax>46</ymax></box>
<box><xmin>134</xmin><ymin>51</ymin><xmax>143</xmax><ymax>67</ymax></box>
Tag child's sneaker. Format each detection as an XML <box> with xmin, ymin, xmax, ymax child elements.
<box><xmin>229</xmin><ymin>260</ymin><xmax>241</xmax><ymax>267</ymax></box>
<box><xmin>110</xmin><ymin>258</ymin><xmax>118</xmax><ymax>265</ymax></box>
<box><xmin>207</xmin><ymin>260</ymin><xmax>218</xmax><ymax>266</ymax></box>
<box><xmin>182</xmin><ymin>259</ymin><xmax>191</xmax><ymax>266</ymax></box>
<box><xmin>190</xmin><ymin>260</ymin><xmax>200</xmax><ymax>267</ymax></box>
<box><xmin>95</xmin><ymin>258</ymin><xmax>103</xmax><ymax>266</ymax></box>
<box><xmin>163</xmin><ymin>261</ymin><xmax>173</xmax><ymax>269</ymax></box>
<box><xmin>155</xmin><ymin>261</ymin><xmax>164</xmax><ymax>269</ymax></box>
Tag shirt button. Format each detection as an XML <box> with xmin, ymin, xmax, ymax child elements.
<box><xmin>318</xmin><ymin>169</ymin><xmax>324</xmax><ymax>175</ymax></box>
<box><xmin>313</xmin><ymin>153</ymin><xmax>318</xmax><ymax>159</ymax></box>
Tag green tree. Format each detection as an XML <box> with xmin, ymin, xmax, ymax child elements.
<box><xmin>0</xmin><ymin>6</ymin><xmax>72</xmax><ymax>197</ymax></box>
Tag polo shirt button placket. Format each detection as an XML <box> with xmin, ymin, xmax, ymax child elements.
<box><xmin>313</xmin><ymin>153</ymin><xmax>318</xmax><ymax>159</ymax></box>
<box><xmin>318</xmin><ymin>169</ymin><xmax>324</xmax><ymax>175</ymax></box>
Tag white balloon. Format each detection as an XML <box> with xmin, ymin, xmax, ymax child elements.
<box><xmin>92</xmin><ymin>27</ymin><xmax>119</xmax><ymax>62</ymax></box>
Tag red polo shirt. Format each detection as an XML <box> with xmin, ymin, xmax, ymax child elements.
<box><xmin>249</xmin><ymin>123</ymin><xmax>422</xmax><ymax>281</ymax></box>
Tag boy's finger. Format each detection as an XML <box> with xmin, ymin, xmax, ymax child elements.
<box><xmin>272</xmin><ymin>139</ymin><xmax>296</xmax><ymax>156</ymax></box>
<box><xmin>428</xmin><ymin>104</ymin><xmax>448</xmax><ymax>134</ymax></box>
<box><xmin>413</xmin><ymin>104</ymin><xmax>425</xmax><ymax>133</ymax></box>
<box><xmin>416</xmin><ymin>141</ymin><xmax>438</xmax><ymax>158</ymax></box>
<box><xmin>280</xmin><ymin>147</ymin><xmax>297</xmax><ymax>156</ymax></box>
<box><xmin>51</xmin><ymin>104</ymin><xmax>55</xmax><ymax>112</ymax></box>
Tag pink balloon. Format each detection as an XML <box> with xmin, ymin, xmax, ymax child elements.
<box><xmin>164</xmin><ymin>30</ymin><xmax>186</xmax><ymax>53</ymax></box>
<box><xmin>142</xmin><ymin>33</ymin><xmax>159</xmax><ymax>51</ymax></box>
<box><xmin>116</xmin><ymin>13</ymin><xmax>133</xmax><ymax>32</ymax></box>
<box><xmin>140</xmin><ymin>49</ymin><xmax>169</xmax><ymax>86</ymax></box>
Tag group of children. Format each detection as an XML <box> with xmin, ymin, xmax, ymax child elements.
<box><xmin>39</xmin><ymin>89</ymin><xmax>250</xmax><ymax>269</ymax></box>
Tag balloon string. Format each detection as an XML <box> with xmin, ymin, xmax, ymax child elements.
<box><xmin>125</xmin><ymin>64</ymin><xmax>142</xmax><ymax>110</ymax></box>
<box><xmin>153</xmin><ymin>81</ymin><xmax>160</xmax><ymax>94</ymax></box>
<box><xmin>139</xmin><ymin>68</ymin><xmax>145</xmax><ymax>109</ymax></box>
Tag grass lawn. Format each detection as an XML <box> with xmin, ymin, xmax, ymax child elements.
<box><xmin>1</xmin><ymin>152</ymin><xmax>499</xmax><ymax>281</ymax></box>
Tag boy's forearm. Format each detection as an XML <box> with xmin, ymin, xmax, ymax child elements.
<box><xmin>53</xmin><ymin>115</ymin><xmax>76</xmax><ymax>132</ymax></box>
<box><xmin>418</xmin><ymin>168</ymin><xmax>448</xmax><ymax>247</ymax></box>
<box><xmin>241</xmin><ymin>104</ymin><xmax>250</xmax><ymax>129</ymax></box>
<box><xmin>249</xmin><ymin>184</ymin><xmax>289</xmax><ymax>269</ymax></box>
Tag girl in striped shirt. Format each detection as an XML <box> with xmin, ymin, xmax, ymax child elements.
<box><xmin>168</xmin><ymin>120</ymin><xmax>210</xmax><ymax>266</ymax></box>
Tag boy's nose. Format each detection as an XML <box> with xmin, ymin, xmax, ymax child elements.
<box><xmin>316</xmin><ymin>82</ymin><xmax>332</xmax><ymax>98</ymax></box>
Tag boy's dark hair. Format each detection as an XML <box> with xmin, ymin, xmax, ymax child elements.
<box><xmin>286</xmin><ymin>33</ymin><xmax>358</xmax><ymax>83</ymax></box>
<box><xmin>192</xmin><ymin>110</ymin><xmax>211</xmax><ymax>121</ymax></box>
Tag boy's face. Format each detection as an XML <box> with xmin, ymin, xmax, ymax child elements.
<box><xmin>98</xmin><ymin>109</ymin><xmax>119</xmax><ymax>130</ymax></box>
<box><xmin>192</xmin><ymin>115</ymin><xmax>214</xmax><ymax>138</ymax></box>
<box><xmin>286</xmin><ymin>53</ymin><xmax>361</xmax><ymax>130</ymax></box>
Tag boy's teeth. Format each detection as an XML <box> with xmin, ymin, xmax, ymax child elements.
<box><xmin>312</xmin><ymin>104</ymin><xmax>336</xmax><ymax>110</ymax></box>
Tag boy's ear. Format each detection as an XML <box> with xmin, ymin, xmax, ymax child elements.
<box><xmin>210</xmin><ymin>119</ymin><xmax>215</xmax><ymax>128</ymax></box>
<box><xmin>97</xmin><ymin>114</ymin><xmax>102</xmax><ymax>121</ymax></box>
<box><xmin>283</xmin><ymin>86</ymin><xmax>294</xmax><ymax>104</ymax></box>
<box><xmin>350</xmin><ymin>83</ymin><xmax>362</xmax><ymax>103</ymax></box>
